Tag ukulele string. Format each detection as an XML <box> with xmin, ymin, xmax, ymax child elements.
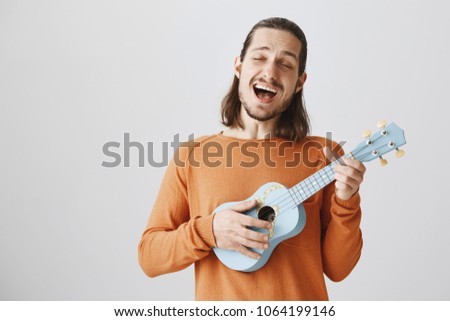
<box><xmin>259</xmin><ymin>143</ymin><xmax>383</xmax><ymax>220</ymax></box>
<box><xmin>257</xmin><ymin>135</ymin><xmax>375</xmax><ymax>210</ymax></box>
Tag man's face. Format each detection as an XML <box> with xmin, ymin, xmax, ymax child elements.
<box><xmin>235</xmin><ymin>28</ymin><xmax>306</xmax><ymax>122</ymax></box>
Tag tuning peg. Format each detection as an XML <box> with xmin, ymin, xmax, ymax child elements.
<box><xmin>395</xmin><ymin>148</ymin><xmax>405</xmax><ymax>158</ymax></box>
<box><xmin>377</xmin><ymin>120</ymin><xmax>387</xmax><ymax>128</ymax></box>
<box><xmin>362</xmin><ymin>130</ymin><xmax>372</xmax><ymax>138</ymax></box>
<box><xmin>379</xmin><ymin>156</ymin><xmax>388</xmax><ymax>166</ymax></box>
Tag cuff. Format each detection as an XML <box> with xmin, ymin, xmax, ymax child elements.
<box><xmin>333</xmin><ymin>192</ymin><xmax>361</xmax><ymax>211</ymax></box>
<box><xmin>194</xmin><ymin>214</ymin><xmax>217</xmax><ymax>248</ymax></box>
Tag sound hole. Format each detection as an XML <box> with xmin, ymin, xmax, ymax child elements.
<box><xmin>258</xmin><ymin>206</ymin><xmax>276</xmax><ymax>222</ymax></box>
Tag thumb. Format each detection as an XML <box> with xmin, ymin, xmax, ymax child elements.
<box><xmin>229</xmin><ymin>199</ymin><xmax>257</xmax><ymax>213</ymax></box>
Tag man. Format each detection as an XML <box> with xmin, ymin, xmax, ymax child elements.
<box><xmin>138</xmin><ymin>17</ymin><xmax>365</xmax><ymax>300</ymax></box>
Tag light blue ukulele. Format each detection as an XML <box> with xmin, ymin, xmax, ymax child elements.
<box><xmin>213</xmin><ymin>121</ymin><xmax>406</xmax><ymax>272</ymax></box>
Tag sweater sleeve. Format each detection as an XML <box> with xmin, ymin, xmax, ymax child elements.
<box><xmin>319</xmin><ymin>142</ymin><xmax>363</xmax><ymax>282</ymax></box>
<box><xmin>138</xmin><ymin>147</ymin><xmax>216</xmax><ymax>278</ymax></box>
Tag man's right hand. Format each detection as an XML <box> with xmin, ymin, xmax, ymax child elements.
<box><xmin>212</xmin><ymin>199</ymin><xmax>272</xmax><ymax>260</ymax></box>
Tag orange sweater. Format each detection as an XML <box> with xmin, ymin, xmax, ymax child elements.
<box><xmin>138</xmin><ymin>133</ymin><xmax>363</xmax><ymax>300</ymax></box>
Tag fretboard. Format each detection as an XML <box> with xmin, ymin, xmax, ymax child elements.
<box><xmin>288</xmin><ymin>159</ymin><xmax>340</xmax><ymax>206</ymax></box>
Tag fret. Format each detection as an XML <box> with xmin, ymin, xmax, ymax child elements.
<box><xmin>304</xmin><ymin>181</ymin><xmax>314</xmax><ymax>199</ymax></box>
<box><xmin>289</xmin><ymin>159</ymin><xmax>342</xmax><ymax>207</ymax></box>
<box><xmin>292</xmin><ymin>185</ymin><xmax>303</xmax><ymax>203</ymax></box>
<box><xmin>309</xmin><ymin>176</ymin><xmax>320</xmax><ymax>192</ymax></box>
<box><xmin>305</xmin><ymin>177</ymin><xmax>312</xmax><ymax>189</ymax></box>
<box><xmin>304</xmin><ymin>178</ymin><xmax>315</xmax><ymax>195</ymax></box>
<box><xmin>312</xmin><ymin>172</ymin><xmax>325</xmax><ymax>189</ymax></box>
<box><xmin>324</xmin><ymin>164</ymin><xmax>334</xmax><ymax>181</ymax></box>
<box><xmin>288</xmin><ymin>188</ymin><xmax>300</xmax><ymax>205</ymax></box>
<box><xmin>313</xmin><ymin>169</ymin><xmax>325</xmax><ymax>186</ymax></box>
<box><xmin>320</xmin><ymin>171</ymin><xmax>329</xmax><ymax>184</ymax></box>
<box><xmin>295</xmin><ymin>185</ymin><xmax>307</xmax><ymax>202</ymax></box>
<box><xmin>293</xmin><ymin>184</ymin><xmax>302</xmax><ymax>197</ymax></box>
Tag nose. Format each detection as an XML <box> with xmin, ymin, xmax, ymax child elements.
<box><xmin>262</xmin><ymin>60</ymin><xmax>278</xmax><ymax>80</ymax></box>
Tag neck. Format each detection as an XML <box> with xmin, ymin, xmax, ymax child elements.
<box><xmin>289</xmin><ymin>160</ymin><xmax>340</xmax><ymax>206</ymax></box>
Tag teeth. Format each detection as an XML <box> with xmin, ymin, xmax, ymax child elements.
<box><xmin>254</xmin><ymin>84</ymin><xmax>278</xmax><ymax>94</ymax></box>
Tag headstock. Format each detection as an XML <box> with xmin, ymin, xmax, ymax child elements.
<box><xmin>349</xmin><ymin>121</ymin><xmax>406</xmax><ymax>166</ymax></box>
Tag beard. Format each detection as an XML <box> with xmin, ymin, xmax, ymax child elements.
<box><xmin>239</xmin><ymin>91</ymin><xmax>294</xmax><ymax>122</ymax></box>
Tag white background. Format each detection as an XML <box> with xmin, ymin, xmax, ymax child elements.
<box><xmin>1</xmin><ymin>0</ymin><xmax>449</xmax><ymax>300</ymax></box>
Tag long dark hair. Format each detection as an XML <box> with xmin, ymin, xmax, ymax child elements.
<box><xmin>220</xmin><ymin>17</ymin><xmax>310</xmax><ymax>142</ymax></box>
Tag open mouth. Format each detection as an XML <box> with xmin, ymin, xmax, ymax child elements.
<box><xmin>253</xmin><ymin>84</ymin><xmax>278</xmax><ymax>101</ymax></box>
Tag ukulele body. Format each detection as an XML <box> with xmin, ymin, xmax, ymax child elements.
<box><xmin>212</xmin><ymin>122</ymin><xmax>407</xmax><ymax>272</ymax></box>
<box><xmin>212</xmin><ymin>182</ymin><xmax>306</xmax><ymax>272</ymax></box>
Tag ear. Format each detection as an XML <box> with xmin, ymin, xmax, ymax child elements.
<box><xmin>234</xmin><ymin>56</ymin><xmax>242</xmax><ymax>79</ymax></box>
<box><xmin>295</xmin><ymin>72</ymin><xmax>307</xmax><ymax>94</ymax></box>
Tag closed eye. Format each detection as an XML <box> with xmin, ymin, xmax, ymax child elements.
<box><xmin>280</xmin><ymin>62</ymin><xmax>293</xmax><ymax>69</ymax></box>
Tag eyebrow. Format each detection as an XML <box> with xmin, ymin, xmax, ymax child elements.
<box><xmin>251</xmin><ymin>46</ymin><xmax>298</xmax><ymax>60</ymax></box>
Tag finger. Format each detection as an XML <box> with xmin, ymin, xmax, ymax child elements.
<box><xmin>240</xmin><ymin>215</ymin><xmax>272</xmax><ymax>230</ymax></box>
<box><xmin>335</xmin><ymin>181</ymin><xmax>356</xmax><ymax>197</ymax></box>
<box><xmin>240</xmin><ymin>226</ymin><xmax>270</xmax><ymax>243</ymax></box>
<box><xmin>334</xmin><ymin>165</ymin><xmax>364</xmax><ymax>183</ymax></box>
<box><xmin>236</xmin><ymin>235</ymin><xmax>269</xmax><ymax>250</ymax></box>
<box><xmin>334</xmin><ymin>172</ymin><xmax>360</xmax><ymax>190</ymax></box>
<box><xmin>339</xmin><ymin>158</ymin><xmax>366</xmax><ymax>174</ymax></box>
<box><xmin>236</xmin><ymin>244</ymin><xmax>262</xmax><ymax>260</ymax></box>
<box><xmin>228</xmin><ymin>199</ymin><xmax>257</xmax><ymax>213</ymax></box>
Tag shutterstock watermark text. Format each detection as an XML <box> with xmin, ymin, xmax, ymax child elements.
<box><xmin>101</xmin><ymin>133</ymin><xmax>345</xmax><ymax>169</ymax></box>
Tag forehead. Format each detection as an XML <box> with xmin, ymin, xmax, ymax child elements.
<box><xmin>248</xmin><ymin>28</ymin><xmax>301</xmax><ymax>59</ymax></box>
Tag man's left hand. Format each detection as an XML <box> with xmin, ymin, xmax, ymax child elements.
<box><xmin>333</xmin><ymin>158</ymin><xmax>366</xmax><ymax>200</ymax></box>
